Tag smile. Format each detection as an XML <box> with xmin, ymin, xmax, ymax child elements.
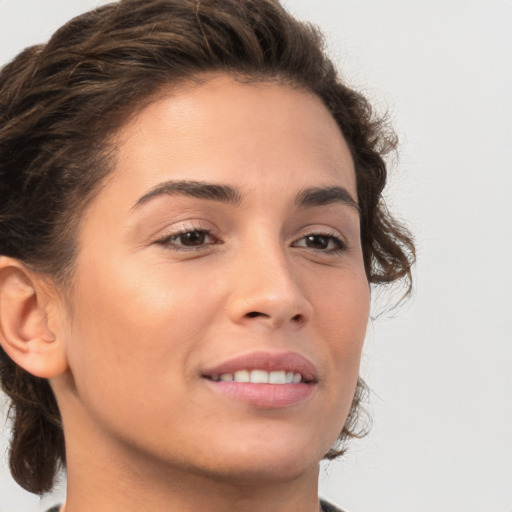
<box><xmin>210</xmin><ymin>369</ymin><xmax>305</xmax><ymax>384</ymax></box>
<box><xmin>202</xmin><ymin>351</ymin><xmax>318</xmax><ymax>408</ymax></box>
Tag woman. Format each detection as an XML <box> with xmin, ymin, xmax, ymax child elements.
<box><xmin>0</xmin><ymin>1</ymin><xmax>414</xmax><ymax>511</ymax></box>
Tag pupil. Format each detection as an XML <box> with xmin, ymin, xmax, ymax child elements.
<box><xmin>306</xmin><ymin>235</ymin><xmax>328</xmax><ymax>249</ymax></box>
<box><xmin>181</xmin><ymin>231</ymin><xmax>205</xmax><ymax>245</ymax></box>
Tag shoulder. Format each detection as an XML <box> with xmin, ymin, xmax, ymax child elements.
<box><xmin>320</xmin><ymin>499</ymin><xmax>347</xmax><ymax>512</ymax></box>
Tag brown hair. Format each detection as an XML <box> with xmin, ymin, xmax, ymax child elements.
<box><xmin>0</xmin><ymin>0</ymin><xmax>414</xmax><ymax>495</ymax></box>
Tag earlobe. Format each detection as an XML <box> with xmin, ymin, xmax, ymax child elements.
<box><xmin>0</xmin><ymin>257</ymin><xmax>68</xmax><ymax>379</ymax></box>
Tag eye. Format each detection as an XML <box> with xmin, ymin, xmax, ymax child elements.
<box><xmin>155</xmin><ymin>228</ymin><xmax>217</xmax><ymax>251</ymax></box>
<box><xmin>292</xmin><ymin>232</ymin><xmax>347</xmax><ymax>254</ymax></box>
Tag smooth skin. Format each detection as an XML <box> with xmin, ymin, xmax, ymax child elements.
<box><xmin>0</xmin><ymin>75</ymin><xmax>370</xmax><ymax>512</ymax></box>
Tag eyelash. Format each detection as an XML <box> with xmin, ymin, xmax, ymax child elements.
<box><xmin>155</xmin><ymin>228</ymin><xmax>347</xmax><ymax>255</ymax></box>
<box><xmin>291</xmin><ymin>232</ymin><xmax>347</xmax><ymax>254</ymax></box>
<box><xmin>155</xmin><ymin>227</ymin><xmax>217</xmax><ymax>251</ymax></box>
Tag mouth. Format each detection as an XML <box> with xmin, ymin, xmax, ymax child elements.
<box><xmin>201</xmin><ymin>351</ymin><xmax>318</xmax><ymax>408</ymax></box>
<box><xmin>207</xmin><ymin>369</ymin><xmax>309</xmax><ymax>384</ymax></box>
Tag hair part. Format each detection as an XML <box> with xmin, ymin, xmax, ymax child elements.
<box><xmin>0</xmin><ymin>0</ymin><xmax>414</xmax><ymax>494</ymax></box>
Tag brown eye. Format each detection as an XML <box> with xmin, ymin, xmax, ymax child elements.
<box><xmin>304</xmin><ymin>234</ymin><xmax>330</xmax><ymax>250</ymax></box>
<box><xmin>177</xmin><ymin>230</ymin><xmax>207</xmax><ymax>246</ymax></box>
<box><xmin>155</xmin><ymin>228</ymin><xmax>217</xmax><ymax>251</ymax></box>
<box><xmin>292</xmin><ymin>232</ymin><xmax>347</xmax><ymax>254</ymax></box>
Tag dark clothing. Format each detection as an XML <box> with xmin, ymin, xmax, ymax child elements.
<box><xmin>321</xmin><ymin>499</ymin><xmax>345</xmax><ymax>512</ymax></box>
<box><xmin>48</xmin><ymin>500</ymin><xmax>344</xmax><ymax>511</ymax></box>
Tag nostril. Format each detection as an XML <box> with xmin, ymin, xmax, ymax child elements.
<box><xmin>245</xmin><ymin>311</ymin><xmax>304</xmax><ymax>323</ymax></box>
<box><xmin>246</xmin><ymin>311</ymin><xmax>267</xmax><ymax>318</ymax></box>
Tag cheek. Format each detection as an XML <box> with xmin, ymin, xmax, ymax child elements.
<box><xmin>314</xmin><ymin>266</ymin><xmax>370</xmax><ymax>341</ymax></box>
<box><xmin>70</xmin><ymin>255</ymin><xmax>216</xmax><ymax>340</ymax></box>
<box><xmin>63</xmin><ymin>259</ymin><xmax>218</xmax><ymax>404</ymax></box>
<box><xmin>302</xmin><ymin>272</ymin><xmax>369</xmax><ymax>452</ymax></box>
<box><xmin>312</xmin><ymin>268</ymin><xmax>370</xmax><ymax>394</ymax></box>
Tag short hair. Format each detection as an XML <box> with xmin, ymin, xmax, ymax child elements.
<box><xmin>0</xmin><ymin>0</ymin><xmax>414</xmax><ymax>495</ymax></box>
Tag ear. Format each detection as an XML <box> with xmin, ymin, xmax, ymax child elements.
<box><xmin>0</xmin><ymin>257</ymin><xmax>68</xmax><ymax>378</ymax></box>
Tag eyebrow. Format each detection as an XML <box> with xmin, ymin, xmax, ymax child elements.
<box><xmin>133</xmin><ymin>180</ymin><xmax>358</xmax><ymax>213</ymax></box>
<box><xmin>295</xmin><ymin>186</ymin><xmax>359</xmax><ymax>212</ymax></box>
<box><xmin>133</xmin><ymin>180</ymin><xmax>243</xmax><ymax>209</ymax></box>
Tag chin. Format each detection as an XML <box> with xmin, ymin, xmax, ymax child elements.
<box><xmin>193</xmin><ymin>429</ymin><xmax>331</xmax><ymax>484</ymax></box>
<box><xmin>200</xmin><ymin>455</ymin><xmax>319</xmax><ymax>487</ymax></box>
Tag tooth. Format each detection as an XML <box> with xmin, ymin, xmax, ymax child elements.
<box><xmin>250</xmin><ymin>370</ymin><xmax>269</xmax><ymax>383</ymax></box>
<box><xmin>226</xmin><ymin>369</ymin><xmax>303</xmax><ymax>384</ymax></box>
<box><xmin>269</xmin><ymin>370</ymin><xmax>286</xmax><ymax>384</ymax></box>
<box><xmin>234</xmin><ymin>370</ymin><xmax>250</xmax><ymax>382</ymax></box>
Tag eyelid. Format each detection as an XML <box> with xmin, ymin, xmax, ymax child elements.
<box><xmin>154</xmin><ymin>221</ymin><xmax>220</xmax><ymax>251</ymax></box>
<box><xmin>291</xmin><ymin>227</ymin><xmax>348</xmax><ymax>254</ymax></box>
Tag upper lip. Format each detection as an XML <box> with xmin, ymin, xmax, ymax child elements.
<box><xmin>201</xmin><ymin>350</ymin><xmax>318</xmax><ymax>383</ymax></box>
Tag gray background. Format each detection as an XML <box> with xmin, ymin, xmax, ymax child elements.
<box><xmin>0</xmin><ymin>1</ymin><xmax>511</xmax><ymax>511</ymax></box>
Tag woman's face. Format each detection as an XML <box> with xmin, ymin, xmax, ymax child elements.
<box><xmin>56</xmin><ymin>75</ymin><xmax>370</xmax><ymax>482</ymax></box>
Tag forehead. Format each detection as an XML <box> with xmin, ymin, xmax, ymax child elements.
<box><xmin>110</xmin><ymin>75</ymin><xmax>356</xmax><ymax>198</ymax></box>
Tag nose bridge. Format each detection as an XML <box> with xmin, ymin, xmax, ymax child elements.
<box><xmin>227</xmin><ymin>230</ymin><xmax>312</xmax><ymax>327</ymax></box>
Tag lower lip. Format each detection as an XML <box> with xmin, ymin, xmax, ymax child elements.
<box><xmin>204</xmin><ymin>380</ymin><xmax>315</xmax><ymax>408</ymax></box>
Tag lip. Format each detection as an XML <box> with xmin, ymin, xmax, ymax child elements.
<box><xmin>201</xmin><ymin>350</ymin><xmax>318</xmax><ymax>383</ymax></box>
<box><xmin>201</xmin><ymin>350</ymin><xmax>318</xmax><ymax>409</ymax></box>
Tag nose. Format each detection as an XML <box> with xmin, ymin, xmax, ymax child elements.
<box><xmin>226</xmin><ymin>241</ymin><xmax>313</xmax><ymax>330</ymax></box>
